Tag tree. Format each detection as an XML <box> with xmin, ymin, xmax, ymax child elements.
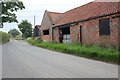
<box><xmin>8</xmin><ymin>28</ymin><xmax>20</xmax><ymax>38</ymax></box>
<box><xmin>18</xmin><ymin>20</ymin><xmax>32</xmax><ymax>38</ymax></box>
<box><xmin>1</xmin><ymin>0</ymin><xmax>25</xmax><ymax>27</ymax></box>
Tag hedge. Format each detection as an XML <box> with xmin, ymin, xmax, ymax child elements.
<box><xmin>0</xmin><ymin>31</ymin><xmax>9</xmax><ymax>44</ymax></box>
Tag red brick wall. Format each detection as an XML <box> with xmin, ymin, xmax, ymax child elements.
<box><xmin>42</xmin><ymin>35</ymin><xmax>50</xmax><ymax>42</ymax></box>
<box><xmin>53</xmin><ymin>27</ymin><xmax>60</xmax><ymax>43</ymax></box>
<box><xmin>110</xmin><ymin>16</ymin><xmax>119</xmax><ymax>49</ymax></box>
<box><xmin>70</xmin><ymin>14</ymin><xmax>119</xmax><ymax>49</ymax></box>
<box><xmin>40</xmin><ymin>11</ymin><xmax>53</xmax><ymax>42</ymax></box>
<box><xmin>70</xmin><ymin>25</ymin><xmax>80</xmax><ymax>43</ymax></box>
<box><xmin>118</xmin><ymin>16</ymin><xmax>120</xmax><ymax>50</ymax></box>
<box><xmin>118</xmin><ymin>2</ymin><xmax>120</xmax><ymax>50</ymax></box>
<box><xmin>82</xmin><ymin>19</ymin><xmax>99</xmax><ymax>46</ymax></box>
<box><xmin>70</xmin><ymin>19</ymin><xmax>100</xmax><ymax>45</ymax></box>
<box><xmin>52</xmin><ymin>14</ymin><xmax>119</xmax><ymax>49</ymax></box>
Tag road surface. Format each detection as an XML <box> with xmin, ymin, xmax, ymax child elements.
<box><xmin>2</xmin><ymin>40</ymin><xmax>118</xmax><ymax>78</ymax></box>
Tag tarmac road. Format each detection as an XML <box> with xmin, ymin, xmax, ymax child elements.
<box><xmin>2</xmin><ymin>40</ymin><xmax>118</xmax><ymax>78</ymax></box>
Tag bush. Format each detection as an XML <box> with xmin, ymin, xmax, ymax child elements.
<box><xmin>15</xmin><ymin>34</ymin><xmax>24</xmax><ymax>40</ymax></box>
<box><xmin>0</xmin><ymin>31</ymin><xmax>9</xmax><ymax>44</ymax></box>
<box><xmin>27</xmin><ymin>38</ymin><xmax>119</xmax><ymax>64</ymax></box>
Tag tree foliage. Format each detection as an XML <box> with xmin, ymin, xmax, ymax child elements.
<box><xmin>8</xmin><ymin>28</ymin><xmax>20</xmax><ymax>38</ymax></box>
<box><xmin>1</xmin><ymin>0</ymin><xmax>25</xmax><ymax>27</ymax></box>
<box><xmin>18</xmin><ymin>20</ymin><xmax>32</xmax><ymax>38</ymax></box>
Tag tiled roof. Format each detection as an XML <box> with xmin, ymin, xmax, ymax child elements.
<box><xmin>55</xmin><ymin>2</ymin><xmax>119</xmax><ymax>27</ymax></box>
<box><xmin>47</xmin><ymin>11</ymin><xmax>63</xmax><ymax>25</ymax></box>
<box><xmin>40</xmin><ymin>10</ymin><xmax>63</xmax><ymax>29</ymax></box>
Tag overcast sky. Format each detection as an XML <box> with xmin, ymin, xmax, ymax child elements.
<box><xmin>2</xmin><ymin>0</ymin><xmax>94</xmax><ymax>32</ymax></box>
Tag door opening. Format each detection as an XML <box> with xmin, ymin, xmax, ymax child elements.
<box><xmin>60</xmin><ymin>27</ymin><xmax>70</xmax><ymax>43</ymax></box>
<box><xmin>80</xmin><ymin>26</ymin><xmax>82</xmax><ymax>45</ymax></box>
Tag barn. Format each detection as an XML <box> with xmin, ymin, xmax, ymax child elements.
<box><xmin>40</xmin><ymin>10</ymin><xmax>63</xmax><ymax>42</ymax></box>
<box><xmin>40</xmin><ymin>2</ymin><xmax>120</xmax><ymax>50</ymax></box>
<box><xmin>53</xmin><ymin>2</ymin><xmax>120</xmax><ymax>49</ymax></box>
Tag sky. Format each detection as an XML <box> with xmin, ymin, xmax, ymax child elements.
<box><xmin>2</xmin><ymin>0</ymin><xmax>95</xmax><ymax>32</ymax></box>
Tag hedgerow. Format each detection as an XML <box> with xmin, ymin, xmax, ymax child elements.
<box><xmin>0</xmin><ymin>31</ymin><xmax>9</xmax><ymax>44</ymax></box>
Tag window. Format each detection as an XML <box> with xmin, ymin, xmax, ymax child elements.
<box><xmin>99</xmin><ymin>18</ymin><xmax>110</xmax><ymax>36</ymax></box>
<box><xmin>43</xmin><ymin>29</ymin><xmax>49</xmax><ymax>35</ymax></box>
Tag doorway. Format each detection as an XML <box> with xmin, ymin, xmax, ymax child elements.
<box><xmin>80</xmin><ymin>26</ymin><xmax>82</xmax><ymax>45</ymax></box>
<box><xmin>60</xmin><ymin>27</ymin><xmax>70</xmax><ymax>43</ymax></box>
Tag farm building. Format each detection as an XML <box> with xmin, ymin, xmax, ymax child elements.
<box><xmin>40</xmin><ymin>10</ymin><xmax>63</xmax><ymax>42</ymax></box>
<box><xmin>33</xmin><ymin>25</ymin><xmax>41</xmax><ymax>37</ymax></box>
<box><xmin>40</xmin><ymin>2</ymin><xmax>120</xmax><ymax>50</ymax></box>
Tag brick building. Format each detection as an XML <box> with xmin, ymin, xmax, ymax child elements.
<box><xmin>40</xmin><ymin>2</ymin><xmax>120</xmax><ymax>50</ymax></box>
<box><xmin>40</xmin><ymin>10</ymin><xmax>63</xmax><ymax>42</ymax></box>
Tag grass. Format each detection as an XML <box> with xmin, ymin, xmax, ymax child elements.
<box><xmin>27</xmin><ymin>37</ymin><xmax>119</xmax><ymax>64</ymax></box>
<box><xmin>0</xmin><ymin>31</ymin><xmax>9</xmax><ymax>44</ymax></box>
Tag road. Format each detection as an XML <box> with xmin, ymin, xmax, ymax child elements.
<box><xmin>2</xmin><ymin>40</ymin><xmax>118</xmax><ymax>78</ymax></box>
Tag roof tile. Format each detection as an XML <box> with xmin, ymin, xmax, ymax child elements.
<box><xmin>55</xmin><ymin>2</ymin><xmax>119</xmax><ymax>26</ymax></box>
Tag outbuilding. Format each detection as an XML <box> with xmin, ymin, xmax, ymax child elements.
<box><xmin>40</xmin><ymin>10</ymin><xmax>63</xmax><ymax>42</ymax></box>
<box><xmin>52</xmin><ymin>2</ymin><xmax>120</xmax><ymax>50</ymax></box>
<box><xmin>33</xmin><ymin>25</ymin><xmax>41</xmax><ymax>37</ymax></box>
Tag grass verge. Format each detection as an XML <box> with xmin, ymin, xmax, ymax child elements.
<box><xmin>27</xmin><ymin>37</ymin><xmax>119</xmax><ymax>64</ymax></box>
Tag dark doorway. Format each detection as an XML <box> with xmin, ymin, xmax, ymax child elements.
<box><xmin>60</xmin><ymin>26</ymin><xmax>70</xmax><ymax>43</ymax></box>
<box><xmin>80</xmin><ymin>26</ymin><xmax>82</xmax><ymax>45</ymax></box>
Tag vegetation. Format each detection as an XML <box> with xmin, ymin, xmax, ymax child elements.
<box><xmin>27</xmin><ymin>37</ymin><xmax>119</xmax><ymax>64</ymax></box>
<box><xmin>8</xmin><ymin>28</ymin><xmax>20</xmax><ymax>38</ymax></box>
<box><xmin>15</xmin><ymin>34</ymin><xmax>24</xmax><ymax>40</ymax></box>
<box><xmin>0</xmin><ymin>31</ymin><xmax>9</xmax><ymax>44</ymax></box>
<box><xmin>1</xmin><ymin>0</ymin><xmax>25</xmax><ymax>27</ymax></box>
<box><xmin>18</xmin><ymin>20</ymin><xmax>32</xmax><ymax>38</ymax></box>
